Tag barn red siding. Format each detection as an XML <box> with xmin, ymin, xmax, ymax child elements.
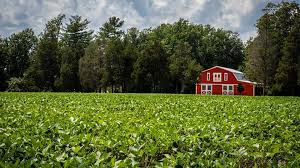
<box><xmin>196</xmin><ymin>84</ymin><xmax>201</xmax><ymax>94</ymax></box>
<box><xmin>199</xmin><ymin>67</ymin><xmax>237</xmax><ymax>84</ymax></box>
<box><xmin>213</xmin><ymin>85</ymin><xmax>222</xmax><ymax>95</ymax></box>
<box><xmin>236</xmin><ymin>82</ymin><xmax>254</xmax><ymax>96</ymax></box>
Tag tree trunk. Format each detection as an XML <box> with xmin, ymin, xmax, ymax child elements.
<box><xmin>180</xmin><ymin>80</ymin><xmax>185</xmax><ymax>93</ymax></box>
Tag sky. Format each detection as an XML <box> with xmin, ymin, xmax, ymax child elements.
<box><xmin>0</xmin><ymin>0</ymin><xmax>299</xmax><ymax>42</ymax></box>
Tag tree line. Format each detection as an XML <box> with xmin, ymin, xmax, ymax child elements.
<box><xmin>0</xmin><ymin>16</ymin><xmax>243</xmax><ymax>93</ymax></box>
<box><xmin>0</xmin><ymin>1</ymin><xmax>299</xmax><ymax>95</ymax></box>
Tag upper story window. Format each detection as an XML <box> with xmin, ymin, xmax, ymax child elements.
<box><xmin>213</xmin><ymin>73</ymin><xmax>222</xmax><ymax>82</ymax></box>
<box><xmin>207</xmin><ymin>73</ymin><xmax>210</xmax><ymax>81</ymax></box>
<box><xmin>224</xmin><ymin>73</ymin><xmax>228</xmax><ymax>81</ymax></box>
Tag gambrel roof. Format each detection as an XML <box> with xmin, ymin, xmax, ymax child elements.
<box><xmin>202</xmin><ymin>66</ymin><xmax>255</xmax><ymax>84</ymax></box>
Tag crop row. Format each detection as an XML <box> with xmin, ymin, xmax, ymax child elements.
<box><xmin>0</xmin><ymin>93</ymin><xmax>300</xmax><ymax>167</ymax></box>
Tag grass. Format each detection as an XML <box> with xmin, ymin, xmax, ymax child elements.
<box><xmin>0</xmin><ymin>92</ymin><xmax>300</xmax><ymax>167</ymax></box>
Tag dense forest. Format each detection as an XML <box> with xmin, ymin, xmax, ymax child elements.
<box><xmin>0</xmin><ymin>2</ymin><xmax>299</xmax><ymax>95</ymax></box>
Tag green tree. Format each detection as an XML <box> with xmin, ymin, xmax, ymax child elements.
<box><xmin>7</xmin><ymin>28</ymin><xmax>37</xmax><ymax>78</ymax></box>
<box><xmin>99</xmin><ymin>16</ymin><xmax>124</xmax><ymax>40</ymax></box>
<box><xmin>169</xmin><ymin>42</ymin><xmax>201</xmax><ymax>93</ymax></box>
<box><xmin>79</xmin><ymin>40</ymin><xmax>103</xmax><ymax>92</ymax></box>
<box><xmin>25</xmin><ymin>14</ymin><xmax>65</xmax><ymax>91</ymax></box>
<box><xmin>150</xmin><ymin>19</ymin><xmax>244</xmax><ymax>70</ymax></box>
<box><xmin>98</xmin><ymin>17</ymin><xmax>125</xmax><ymax>92</ymax></box>
<box><xmin>183</xmin><ymin>59</ymin><xmax>202</xmax><ymax>93</ymax></box>
<box><xmin>0</xmin><ymin>36</ymin><xmax>9</xmax><ymax>90</ymax></box>
<box><xmin>133</xmin><ymin>41</ymin><xmax>169</xmax><ymax>92</ymax></box>
<box><xmin>245</xmin><ymin>1</ymin><xmax>300</xmax><ymax>95</ymax></box>
<box><xmin>245</xmin><ymin>31</ymin><xmax>276</xmax><ymax>95</ymax></box>
<box><xmin>57</xmin><ymin>15</ymin><xmax>93</xmax><ymax>91</ymax></box>
<box><xmin>122</xmin><ymin>33</ymin><xmax>139</xmax><ymax>92</ymax></box>
<box><xmin>275</xmin><ymin>21</ymin><xmax>300</xmax><ymax>95</ymax></box>
<box><xmin>102</xmin><ymin>38</ymin><xmax>126</xmax><ymax>92</ymax></box>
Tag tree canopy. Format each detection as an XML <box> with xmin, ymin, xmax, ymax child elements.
<box><xmin>1</xmin><ymin>1</ymin><xmax>299</xmax><ymax>95</ymax></box>
<box><xmin>245</xmin><ymin>1</ymin><xmax>300</xmax><ymax>95</ymax></box>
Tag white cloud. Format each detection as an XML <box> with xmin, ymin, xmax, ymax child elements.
<box><xmin>0</xmin><ymin>0</ymin><xmax>266</xmax><ymax>41</ymax></box>
<box><xmin>213</xmin><ymin>0</ymin><xmax>256</xmax><ymax>30</ymax></box>
<box><xmin>152</xmin><ymin>0</ymin><xmax>169</xmax><ymax>8</ymax></box>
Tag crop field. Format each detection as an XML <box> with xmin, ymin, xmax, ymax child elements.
<box><xmin>0</xmin><ymin>93</ymin><xmax>300</xmax><ymax>167</ymax></box>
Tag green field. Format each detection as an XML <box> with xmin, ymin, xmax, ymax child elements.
<box><xmin>0</xmin><ymin>93</ymin><xmax>300</xmax><ymax>167</ymax></box>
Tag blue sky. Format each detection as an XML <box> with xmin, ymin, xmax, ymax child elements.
<box><xmin>0</xmin><ymin>0</ymin><xmax>299</xmax><ymax>41</ymax></box>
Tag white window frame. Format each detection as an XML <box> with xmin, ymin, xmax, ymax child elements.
<box><xmin>213</xmin><ymin>73</ymin><xmax>222</xmax><ymax>82</ymax></box>
<box><xmin>222</xmin><ymin>84</ymin><xmax>234</xmax><ymax>95</ymax></box>
<box><xmin>201</xmin><ymin>84</ymin><xmax>212</xmax><ymax>95</ymax></box>
<box><xmin>224</xmin><ymin>73</ymin><xmax>228</xmax><ymax>81</ymax></box>
<box><xmin>207</xmin><ymin>73</ymin><xmax>210</xmax><ymax>81</ymax></box>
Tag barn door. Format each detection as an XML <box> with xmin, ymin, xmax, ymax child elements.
<box><xmin>222</xmin><ymin>85</ymin><xmax>234</xmax><ymax>95</ymax></box>
<box><xmin>201</xmin><ymin>84</ymin><xmax>212</xmax><ymax>95</ymax></box>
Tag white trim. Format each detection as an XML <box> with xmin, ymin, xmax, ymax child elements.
<box><xmin>222</xmin><ymin>84</ymin><xmax>234</xmax><ymax>95</ymax></box>
<box><xmin>200</xmin><ymin>83</ymin><xmax>238</xmax><ymax>86</ymax></box>
<box><xmin>201</xmin><ymin>66</ymin><xmax>243</xmax><ymax>74</ymax></box>
<box><xmin>224</xmin><ymin>73</ymin><xmax>228</xmax><ymax>81</ymax></box>
<box><xmin>238</xmin><ymin>80</ymin><xmax>255</xmax><ymax>84</ymax></box>
<box><xmin>213</xmin><ymin>73</ymin><xmax>222</xmax><ymax>82</ymax></box>
<box><xmin>201</xmin><ymin>84</ymin><xmax>212</xmax><ymax>95</ymax></box>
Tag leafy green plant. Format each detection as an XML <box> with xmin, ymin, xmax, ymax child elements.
<box><xmin>0</xmin><ymin>93</ymin><xmax>299</xmax><ymax>167</ymax></box>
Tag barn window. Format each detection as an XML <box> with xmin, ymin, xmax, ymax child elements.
<box><xmin>201</xmin><ymin>84</ymin><xmax>212</xmax><ymax>95</ymax></box>
<box><xmin>213</xmin><ymin>73</ymin><xmax>222</xmax><ymax>82</ymax></box>
<box><xmin>222</xmin><ymin>85</ymin><xmax>234</xmax><ymax>95</ymax></box>
<box><xmin>207</xmin><ymin>73</ymin><xmax>210</xmax><ymax>81</ymax></box>
<box><xmin>224</xmin><ymin>73</ymin><xmax>228</xmax><ymax>81</ymax></box>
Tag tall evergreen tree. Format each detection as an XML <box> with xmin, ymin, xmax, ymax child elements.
<box><xmin>121</xmin><ymin>29</ymin><xmax>140</xmax><ymax>92</ymax></box>
<box><xmin>57</xmin><ymin>15</ymin><xmax>93</xmax><ymax>91</ymax></box>
<box><xmin>99</xmin><ymin>16</ymin><xmax>124</xmax><ymax>40</ymax></box>
<box><xmin>26</xmin><ymin>14</ymin><xmax>65</xmax><ymax>91</ymax></box>
<box><xmin>79</xmin><ymin>40</ymin><xmax>103</xmax><ymax>92</ymax></box>
<box><xmin>98</xmin><ymin>16</ymin><xmax>125</xmax><ymax>92</ymax></box>
<box><xmin>102</xmin><ymin>39</ymin><xmax>125</xmax><ymax>92</ymax></box>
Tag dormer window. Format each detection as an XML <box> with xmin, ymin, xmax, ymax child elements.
<box><xmin>207</xmin><ymin>73</ymin><xmax>210</xmax><ymax>81</ymax></box>
<box><xmin>213</xmin><ymin>73</ymin><xmax>222</xmax><ymax>82</ymax></box>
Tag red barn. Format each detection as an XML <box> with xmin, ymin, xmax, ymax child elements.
<box><xmin>195</xmin><ymin>66</ymin><xmax>256</xmax><ymax>96</ymax></box>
